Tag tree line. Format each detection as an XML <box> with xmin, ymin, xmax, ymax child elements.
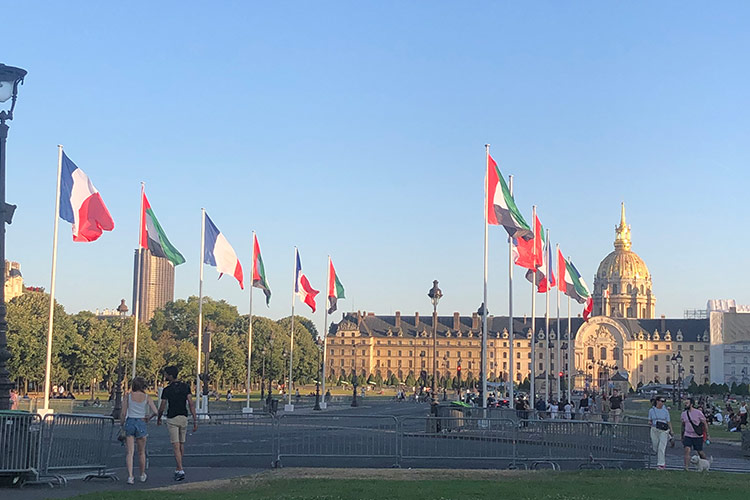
<box><xmin>7</xmin><ymin>290</ymin><xmax>322</xmax><ymax>396</ymax></box>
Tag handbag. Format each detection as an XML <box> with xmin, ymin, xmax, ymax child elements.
<box><xmin>656</xmin><ymin>421</ymin><xmax>669</xmax><ymax>431</ymax></box>
<box><xmin>117</xmin><ymin>426</ymin><xmax>127</xmax><ymax>443</ymax></box>
<box><xmin>686</xmin><ymin>410</ymin><xmax>705</xmax><ymax>437</ymax></box>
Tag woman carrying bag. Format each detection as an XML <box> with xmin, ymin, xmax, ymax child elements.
<box><xmin>648</xmin><ymin>397</ymin><xmax>672</xmax><ymax>470</ymax></box>
<box><xmin>120</xmin><ymin>377</ymin><xmax>158</xmax><ymax>484</ymax></box>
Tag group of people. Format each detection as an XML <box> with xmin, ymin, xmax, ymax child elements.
<box><xmin>119</xmin><ymin>366</ymin><xmax>197</xmax><ymax>485</ymax></box>
<box><xmin>648</xmin><ymin>396</ymin><xmax>713</xmax><ymax>471</ymax></box>
<box><xmin>514</xmin><ymin>389</ymin><xmax>625</xmax><ymax>422</ymax></box>
<box><xmin>689</xmin><ymin>398</ymin><xmax>747</xmax><ymax>432</ymax></box>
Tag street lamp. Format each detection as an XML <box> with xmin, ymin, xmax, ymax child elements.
<box><xmin>112</xmin><ymin>299</ymin><xmax>128</xmax><ymax>418</ymax></box>
<box><xmin>0</xmin><ymin>63</ymin><xmax>26</xmax><ymax>411</ymax></box>
<box><xmin>260</xmin><ymin>347</ymin><xmax>267</xmax><ymax>402</ymax></box>
<box><xmin>427</xmin><ymin>280</ymin><xmax>442</xmax><ymax>409</ymax></box>
<box><xmin>457</xmin><ymin>357</ymin><xmax>462</xmax><ymax>399</ymax></box>
<box><xmin>442</xmin><ymin>355</ymin><xmax>448</xmax><ymax>401</ymax></box>
<box><xmin>314</xmin><ymin>339</ymin><xmax>322</xmax><ymax>411</ymax></box>
<box><xmin>675</xmin><ymin>351</ymin><xmax>683</xmax><ymax>409</ymax></box>
<box><xmin>200</xmin><ymin>323</ymin><xmax>212</xmax><ymax>413</ymax></box>
<box><xmin>351</xmin><ymin>340</ymin><xmax>359</xmax><ymax>407</ymax></box>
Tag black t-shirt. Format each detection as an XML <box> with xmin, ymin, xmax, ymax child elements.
<box><xmin>161</xmin><ymin>381</ymin><xmax>190</xmax><ymax>418</ymax></box>
<box><xmin>610</xmin><ymin>395</ymin><xmax>622</xmax><ymax>410</ymax></box>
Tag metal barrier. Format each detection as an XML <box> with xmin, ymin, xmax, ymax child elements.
<box><xmin>42</xmin><ymin>413</ymin><xmax>117</xmax><ymax>482</ymax></box>
<box><xmin>275</xmin><ymin>414</ymin><xmax>399</xmax><ymax>467</ymax></box>
<box><xmin>0</xmin><ymin>412</ymin><xmax>43</xmax><ymax>484</ymax></box>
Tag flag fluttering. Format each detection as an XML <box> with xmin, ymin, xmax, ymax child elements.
<box><xmin>252</xmin><ymin>233</ymin><xmax>271</xmax><ymax>305</ymax></box>
<box><xmin>565</xmin><ymin>258</ymin><xmax>593</xmax><ymax>320</ymax></box>
<box><xmin>486</xmin><ymin>154</ymin><xmax>533</xmax><ymax>239</ymax></box>
<box><xmin>513</xmin><ymin>214</ymin><xmax>543</xmax><ymax>270</ymax></box>
<box><xmin>204</xmin><ymin>213</ymin><xmax>244</xmax><ymax>288</ymax></box>
<box><xmin>140</xmin><ymin>190</ymin><xmax>185</xmax><ymax>266</ymax></box>
<box><xmin>327</xmin><ymin>258</ymin><xmax>346</xmax><ymax>314</ymax></box>
<box><xmin>295</xmin><ymin>249</ymin><xmax>319</xmax><ymax>312</ymax></box>
<box><xmin>59</xmin><ymin>153</ymin><xmax>114</xmax><ymax>242</ymax></box>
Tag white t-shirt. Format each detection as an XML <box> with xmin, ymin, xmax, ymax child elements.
<box><xmin>740</xmin><ymin>406</ymin><xmax>747</xmax><ymax>415</ymax></box>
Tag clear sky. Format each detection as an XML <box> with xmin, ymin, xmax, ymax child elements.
<box><xmin>3</xmin><ymin>2</ymin><xmax>749</xmax><ymax>327</ymax></box>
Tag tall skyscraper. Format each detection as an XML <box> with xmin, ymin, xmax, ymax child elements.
<box><xmin>132</xmin><ymin>249</ymin><xmax>175</xmax><ymax>322</ymax></box>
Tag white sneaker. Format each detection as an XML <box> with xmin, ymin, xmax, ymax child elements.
<box><xmin>139</xmin><ymin>473</ymin><xmax>147</xmax><ymax>483</ymax></box>
<box><xmin>126</xmin><ymin>476</ymin><xmax>134</xmax><ymax>485</ymax></box>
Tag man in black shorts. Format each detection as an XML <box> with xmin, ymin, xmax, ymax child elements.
<box><xmin>157</xmin><ymin>366</ymin><xmax>197</xmax><ymax>481</ymax></box>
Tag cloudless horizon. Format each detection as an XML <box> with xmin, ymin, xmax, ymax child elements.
<box><xmin>3</xmin><ymin>2</ymin><xmax>749</xmax><ymax>329</ymax></box>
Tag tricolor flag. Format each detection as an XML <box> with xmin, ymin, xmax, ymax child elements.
<box><xmin>139</xmin><ymin>189</ymin><xmax>185</xmax><ymax>266</ymax></box>
<box><xmin>204</xmin><ymin>213</ymin><xmax>243</xmax><ymax>289</ymax></box>
<box><xmin>295</xmin><ymin>249</ymin><xmax>319</xmax><ymax>313</ymax></box>
<box><xmin>536</xmin><ymin>234</ymin><xmax>556</xmax><ymax>293</ymax></box>
<box><xmin>558</xmin><ymin>248</ymin><xmax>571</xmax><ymax>295</ymax></box>
<box><xmin>59</xmin><ymin>153</ymin><xmax>114</xmax><ymax>242</ymax></box>
<box><xmin>486</xmin><ymin>154</ymin><xmax>532</xmax><ymax>239</ymax></box>
<box><xmin>252</xmin><ymin>233</ymin><xmax>271</xmax><ymax>305</ymax></box>
<box><xmin>327</xmin><ymin>258</ymin><xmax>346</xmax><ymax>315</ymax></box>
<box><xmin>513</xmin><ymin>214</ymin><xmax>543</xmax><ymax>270</ymax></box>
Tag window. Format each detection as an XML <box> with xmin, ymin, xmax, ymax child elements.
<box><xmin>704</xmin><ymin>366</ymin><xmax>709</xmax><ymax>374</ymax></box>
<box><xmin>421</xmin><ymin>360</ymin><xmax>425</xmax><ymax>368</ymax></box>
<box><xmin>600</xmin><ymin>347</ymin><xmax>607</xmax><ymax>360</ymax></box>
<box><xmin>516</xmin><ymin>362</ymin><xmax>521</xmax><ymax>370</ymax></box>
<box><xmin>654</xmin><ymin>365</ymin><xmax>659</xmax><ymax>373</ymax></box>
<box><xmin>587</xmin><ymin>347</ymin><xmax>594</xmax><ymax>360</ymax></box>
<box><xmin>653</xmin><ymin>345</ymin><xmax>659</xmax><ymax>350</ymax></box>
<box><xmin>387</xmin><ymin>350</ymin><xmax>391</xmax><ymax>357</ymax></box>
<box><xmin>666</xmin><ymin>344</ymin><xmax>671</xmax><ymax>350</ymax></box>
<box><xmin>654</xmin><ymin>355</ymin><xmax>659</xmax><ymax>362</ymax></box>
<box><xmin>503</xmin><ymin>352</ymin><xmax>508</xmax><ymax>359</ymax></box>
<box><xmin>517</xmin><ymin>352</ymin><xmax>521</xmax><ymax>359</ymax></box>
<box><xmin>528</xmin><ymin>352</ymin><xmax>531</xmax><ymax>359</ymax></box>
<box><xmin>409</xmin><ymin>360</ymin><xmax>413</xmax><ymax>368</ymax></box>
<box><xmin>330</xmin><ymin>349</ymin><xmax>335</xmax><ymax>356</ymax></box>
<box><xmin>539</xmin><ymin>363</ymin><xmax>543</xmax><ymax>371</ymax></box>
<box><xmin>490</xmin><ymin>352</ymin><xmax>495</xmax><ymax>358</ymax></box>
<box><xmin>704</xmin><ymin>355</ymin><xmax>709</xmax><ymax>362</ymax></box>
<box><xmin>613</xmin><ymin>347</ymin><xmax>620</xmax><ymax>360</ymax></box>
<box><xmin>539</xmin><ymin>352</ymin><xmax>543</xmax><ymax>360</ymax></box>
<box><xmin>503</xmin><ymin>362</ymin><xmax>508</xmax><ymax>369</ymax></box>
<box><xmin>613</xmin><ymin>284</ymin><xmax>618</xmax><ymax>294</ymax></box>
<box><xmin>639</xmin><ymin>365</ymin><xmax>644</xmax><ymax>373</ymax></box>
<box><xmin>689</xmin><ymin>345</ymin><xmax>694</xmax><ymax>351</ymax></box>
<box><xmin>446</xmin><ymin>361</ymin><xmax>450</xmax><ymax>368</ymax></box>
<box><xmin>387</xmin><ymin>360</ymin><xmax>391</xmax><ymax>367</ymax></box>
<box><xmin>398</xmin><ymin>350</ymin><xmax>402</xmax><ymax>357</ymax></box>
<box><xmin>639</xmin><ymin>355</ymin><xmax>643</xmax><ymax>361</ymax></box>
<box><xmin>666</xmin><ymin>365</ymin><xmax>670</xmax><ymax>373</ymax></box>
<box><xmin>398</xmin><ymin>360</ymin><xmax>402</xmax><ymax>367</ymax></box>
<box><xmin>690</xmin><ymin>355</ymin><xmax>694</xmax><ymax>362</ymax></box>
<box><xmin>517</xmin><ymin>342</ymin><xmax>521</xmax><ymax>348</ymax></box>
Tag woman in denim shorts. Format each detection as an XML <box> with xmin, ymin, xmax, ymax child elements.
<box><xmin>121</xmin><ymin>377</ymin><xmax>158</xmax><ymax>484</ymax></box>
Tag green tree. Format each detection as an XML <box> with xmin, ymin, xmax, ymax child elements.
<box><xmin>405</xmin><ymin>373</ymin><xmax>416</xmax><ymax>387</ymax></box>
<box><xmin>67</xmin><ymin>311</ymin><xmax>119</xmax><ymax>398</ymax></box>
<box><xmin>150</xmin><ymin>296</ymin><xmax>239</xmax><ymax>341</ymax></box>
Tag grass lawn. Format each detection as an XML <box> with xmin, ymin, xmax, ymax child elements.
<box><xmin>69</xmin><ymin>469</ymin><xmax>750</xmax><ymax>500</ymax></box>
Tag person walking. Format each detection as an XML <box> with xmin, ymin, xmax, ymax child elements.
<box><xmin>610</xmin><ymin>389</ymin><xmax>623</xmax><ymax>423</ymax></box>
<box><xmin>681</xmin><ymin>397</ymin><xmax>709</xmax><ymax>471</ymax></box>
<box><xmin>648</xmin><ymin>397</ymin><xmax>672</xmax><ymax>470</ymax></box>
<box><xmin>157</xmin><ymin>366</ymin><xmax>198</xmax><ymax>481</ymax></box>
<box><xmin>121</xmin><ymin>377</ymin><xmax>158</xmax><ymax>484</ymax></box>
<box><xmin>739</xmin><ymin>402</ymin><xmax>747</xmax><ymax>431</ymax></box>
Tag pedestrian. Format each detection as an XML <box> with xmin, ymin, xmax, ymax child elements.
<box><xmin>550</xmin><ymin>400</ymin><xmax>558</xmax><ymax>419</ymax></box>
<box><xmin>648</xmin><ymin>397</ymin><xmax>672</xmax><ymax>470</ymax></box>
<box><xmin>9</xmin><ymin>388</ymin><xmax>19</xmax><ymax>410</ymax></box>
<box><xmin>121</xmin><ymin>377</ymin><xmax>158</xmax><ymax>485</ymax></box>
<box><xmin>610</xmin><ymin>389</ymin><xmax>623</xmax><ymax>423</ymax></box>
<box><xmin>226</xmin><ymin>389</ymin><xmax>233</xmax><ymax>401</ymax></box>
<box><xmin>564</xmin><ymin>400</ymin><xmax>572</xmax><ymax>420</ymax></box>
<box><xmin>600</xmin><ymin>394</ymin><xmax>610</xmax><ymax>423</ymax></box>
<box><xmin>681</xmin><ymin>397</ymin><xmax>709</xmax><ymax>471</ymax></box>
<box><xmin>739</xmin><ymin>402</ymin><xmax>747</xmax><ymax>431</ymax></box>
<box><xmin>157</xmin><ymin>366</ymin><xmax>198</xmax><ymax>482</ymax></box>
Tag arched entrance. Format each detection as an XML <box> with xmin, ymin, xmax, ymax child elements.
<box><xmin>574</xmin><ymin>317</ymin><xmax>628</xmax><ymax>393</ymax></box>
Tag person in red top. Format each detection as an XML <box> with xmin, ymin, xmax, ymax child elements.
<box><xmin>681</xmin><ymin>397</ymin><xmax>709</xmax><ymax>470</ymax></box>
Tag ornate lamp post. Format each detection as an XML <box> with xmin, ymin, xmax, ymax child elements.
<box><xmin>351</xmin><ymin>341</ymin><xmax>359</xmax><ymax>407</ymax></box>
<box><xmin>442</xmin><ymin>355</ymin><xmax>448</xmax><ymax>401</ymax></box>
<box><xmin>0</xmin><ymin>63</ymin><xmax>25</xmax><ymax>411</ymax></box>
<box><xmin>670</xmin><ymin>354</ymin><xmax>677</xmax><ymax>406</ymax></box>
<box><xmin>675</xmin><ymin>351</ymin><xmax>683</xmax><ymax>409</ymax></box>
<box><xmin>457</xmin><ymin>357</ymin><xmax>462</xmax><ymax>399</ymax></box>
<box><xmin>112</xmin><ymin>300</ymin><xmax>128</xmax><ymax>418</ymax></box>
<box><xmin>427</xmin><ymin>280</ymin><xmax>442</xmax><ymax>408</ymax></box>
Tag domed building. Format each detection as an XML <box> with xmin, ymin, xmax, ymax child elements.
<box><xmin>592</xmin><ymin>203</ymin><xmax>655</xmax><ymax>319</ymax></box>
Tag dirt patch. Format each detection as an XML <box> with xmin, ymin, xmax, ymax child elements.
<box><xmin>154</xmin><ymin>468</ymin><xmax>537</xmax><ymax>491</ymax></box>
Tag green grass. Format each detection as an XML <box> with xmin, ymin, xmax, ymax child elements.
<box><xmin>68</xmin><ymin>471</ymin><xmax>750</xmax><ymax>500</ymax></box>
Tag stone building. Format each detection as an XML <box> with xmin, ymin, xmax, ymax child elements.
<box><xmin>4</xmin><ymin>260</ymin><xmax>23</xmax><ymax>301</ymax></box>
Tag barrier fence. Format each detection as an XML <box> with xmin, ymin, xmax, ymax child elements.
<box><xmin>0</xmin><ymin>412</ymin><xmax>115</xmax><ymax>486</ymax></box>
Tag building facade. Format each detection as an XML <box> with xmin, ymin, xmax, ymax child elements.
<box><xmin>132</xmin><ymin>249</ymin><xmax>175</xmax><ymax>322</ymax></box>
<box><xmin>4</xmin><ymin>260</ymin><xmax>23</xmax><ymax>302</ymax></box>
<box><xmin>326</xmin><ymin>204</ymin><xmax>726</xmax><ymax>394</ymax></box>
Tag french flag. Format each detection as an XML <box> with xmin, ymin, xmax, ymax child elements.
<box><xmin>58</xmin><ymin>153</ymin><xmax>114</xmax><ymax>242</ymax></box>
<box><xmin>295</xmin><ymin>249</ymin><xmax>319</xmax><ymax>313</ymax></box>
<box><xmin>203</xmin><ymin>213</ymin><xmax>244</xmax><ymax>289</ymax></box>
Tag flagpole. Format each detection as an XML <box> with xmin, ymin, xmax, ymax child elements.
<box><xmin>244</xmin><ymin>231</ymin><xmax>256</xmax><ymax>412</ymax></box>
<box><xmin>42</xmin><ymin>145</ymin><xmax>64</xmax><ymax>413</ymax></box>
<box><xmin>288</xmin><ymin>247</ymin><xmax>297</xmax><ymax>409</ymax></box>
<box><xmin>196</xmin><ymin>209</ymin><xmax>205</xmax><ymax>412</ymax></box>
<box><xmin>507</xmin><ymin>175</ymin><xmax>514</xmax><ymax>405</ymax></box>
<box><xmin>556</xmin><ymin>243</ymin><xmax>561</xmax><ymax>402</ymax></box>
<box><xmin>321</xmin><ymin>255</ymin><xmax>331</xmax><ymax>409</ymax></box>
<box><xmin>567</xmin><ymin>284</ymin><xmax>572</xmax><ymax>405</ymax></box>
<box><xmin>131</xmin><ymin>182</ymin><xmax>145</xmax><ymax>380</ymax></box>
<box><xmin>530</xmin><ymin>206</ymin><xmax>537</xmax><ymax>406</ymax></box>
<box><xmin>481</xmin><ymin>144</ymin><xmax>489</xmax><ymax>410</ymax></box>
<box><xmin>544</xmin><ymin>229</ymin><xmax>551</xmax><ymax>404</ymax></box>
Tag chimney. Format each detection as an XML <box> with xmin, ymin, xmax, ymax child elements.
<box><xmin>453</xmin><ymin>312</ymin><xmax>460</xmax><ymax>331</ymax></box>
<box><xmin>660</xmin><ymin>314</ymin><xmax>666</xmax><ymax>334</ymax></box>
<box><xmin>357</xmin><ymin>311</ymin><xmax>362</xmax><ymax>325</ymax></box>
<box><xmin>414</xmin><ymin>312</ymin><xmax>420</xmax><ymax>326</ymax></box>
<box><xmin>395</xmin><ymin>311</ymin><xmax>401</xmax><ymax>329</ymax></box>
<box><xmin>472</xmin><ymin>312</ymin><xmax>479</xmax><ymax>330</ymax></box>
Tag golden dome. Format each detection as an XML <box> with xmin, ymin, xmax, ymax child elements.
<box><xmin>596</xmin><ymin>203</ymin><xmax>651</xmax><ymax>281</ymax></box>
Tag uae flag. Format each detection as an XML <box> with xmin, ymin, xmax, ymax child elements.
<box><xmin>565</xmin><ymin>258</ymin><xmax>593</xmax><ymax>320</ymax></box>
<box><xmin>139</xmin><ymin>190</ymin><xmax>185</xmax><ymax>266</ymax></box>
<box><xmin>327</xmin><ymin>258</ymin><xmax>346</xmax><ymax>315</ymax></box>
<box><xmin>513</xmin><ymin>214</ymin><xmax>544</xmax><ymax>270</ymax></box>
<box><xmin>486</xmin><ymin>153</ymin><xmax>532</xmax><ymax>239</ymax></box>
<box><xmin>252</xmin><ymin>233</ymin><xmax>271</xmax><ymax>305</ymax></box>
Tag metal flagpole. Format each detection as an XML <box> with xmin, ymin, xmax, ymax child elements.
<box><xmin>567</xmin><ymin>289</ymin><xmax>572</xmax><ymax>405</ymax></box>
<box><xmin>131</xmin><ymin>182</ymin><xmax>145</xmax><ymax>379</ymax></box>
<box><xmin>321</xmin><ymin>255</ymin><xmax>331</xmax><ymax>409</ymax></box>
<box><xmin>544</xmin><ymin>229</ymin><xmax>551</xmax><ymax>404</ymax></box>
<box><xmin>288</xmin><ymin>248</ymin><xmax>298</xmax><ymax>409</ymax></box>
<box><xmin>43</xmin><ymin>145</ymin><xmax>64</xmax><ymax>413</ymax></box>
<box><xmin>556</xmin><ymin>243</ymin><xmax>562</xmax><ymax>402</ymax></box>
<box><xmin>507</xmin><ymin>175</ymin><xmax>514</xmax><ymax>405</ymax></box>
<box><xmin>481</xmin><ymin>144</ymin><xmax>490</xmax><ymax>410</ymax></box>
<box><xmin>530</xmin><ymin>206</ymin><xmax>537</xmax><ymax>406</ymax></box>
<box><xmin>196</xmin><ymin>209</ymin><xmax>205</xmax><ymax>412</ymax></box>
<box><xmin>244</xmin><ymin>231</ymin><xmax>256</xmax><ymax>412</ymax></box>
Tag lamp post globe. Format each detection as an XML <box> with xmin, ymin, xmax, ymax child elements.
<box><xmin>111</xmin><ymin>300</ymin><xmax>128</xmax><ymax>418</ymax></box>
<box><xmin>427</xmin><ymin>280</ymin><xmax>442</xmax><ymax>409</ymax></box>
<box><xmin>0</xmin><ymin>63</ymin><xmax>26</xmax><ymax>410</ymax></box>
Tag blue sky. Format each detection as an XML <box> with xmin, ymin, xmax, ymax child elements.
<box><xmin>3</xmin><ymin>2</ymin><xmax>749</xmax><ymax>326</ymax></box>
